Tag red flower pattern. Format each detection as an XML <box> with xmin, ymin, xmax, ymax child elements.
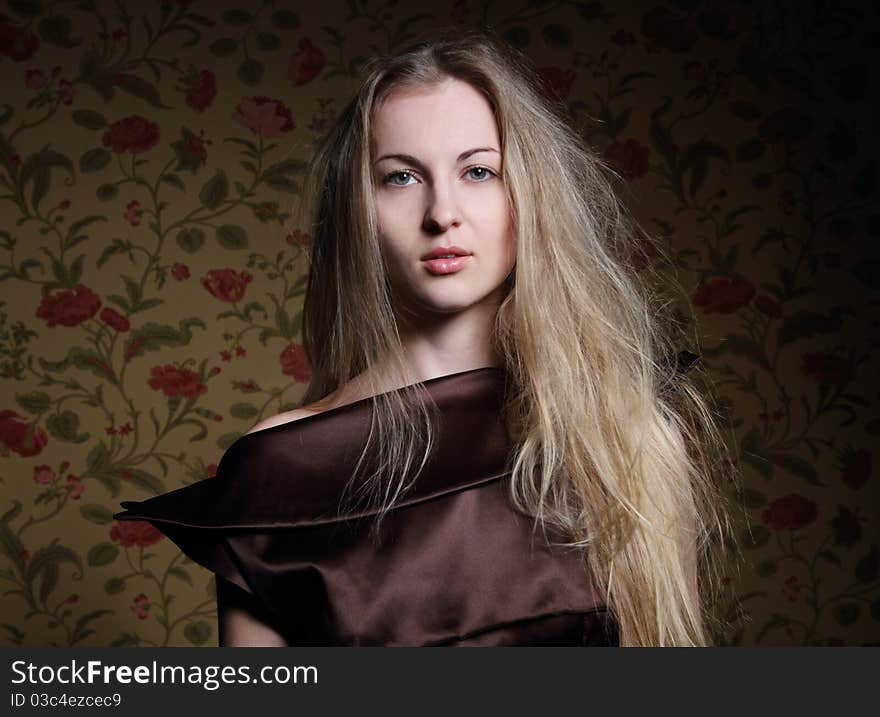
<box><xmin>0</xmin><ymin>16</ymin><xmax>39</xmax><ymax>61</ymax></box>
<box><xmin>201</xmin><ymin>268</ymin><xmax>253</xmax><ymax>303</ymax></box>
<box><xmin>110</xmin><ymin>520</ymin><xmax>164</xmax><ymax>547</ymax></box>
<box><xmin>171</xmin><ymin>263</ymin><xmax>190</xmax><ymax>280</ymax></box>
<box><xmin>0</xmin><ymin>411</ymin><xmax>48</xmax><ymax>457</ymax></box>
<box><xmin>288</xmin><ymin>39</ymin><xmax>325</xmax><ymax>87</ymax></box>
<box><xmin>762</xmin><ymin>494</ymin><xmax>818</xmax><ymax>531</ymax></box>
<box><xmin>148</xmin><ymin>365</ymin><xmax>207</xmax><ymax>399</ymax></box>
<box><xmin>36</xmin><ymin>284</ymin><xmax>102</xmax><ymax>327</ymax></box>
<box><xmin>603</xmin><ymin>139</ymin><xmax>650</xmax><ymax>180</ymax></box>
<box><xmin>692</xmin><ymin>274</ymin><xmax>755</xmax><ymax>314</ymax></box>
<box><xmin>131</xmin><ymin>593</ymin><xmax>150</xmax><ymax>619</ymax></box>
<box><xmin>33</xmin><ymin>464</ymin><xmax>55</xmax><ymax>484</ymax></box>
<box><xmin>124</xmin><ymin>200</ymin><xmax>143</xmax><ymax>226</ymax></box>
<box><xmin>66</xmin><ymin>473</ymin><xmax>84</xmax><ymax>499</ymax></box>
<box><xmin>280</xmin><ymin>343</ymin><xmax>311</xmax><ymax>382</ymax></box>
<box><xmin>185</xmin><ymin>69</ymin><xmax>217</xmax><ymax>112</ymax></box>
<box><xmin>102</xmin><ymin>116</ymin><xmax>160</xmax><ymax>154</ymax></box>
<box><xmin>100</xmin><ymin>307</ymin><xmax>130</xmax><ymax>332</ymax></box>
<box><xmin>231</xmin><ymin>96</ymin><xmax>294</xmax><ymax>138</ymax></box>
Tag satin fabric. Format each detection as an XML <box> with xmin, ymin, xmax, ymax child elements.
<box><xmin>114</xmin><ymin>366</ymin><xmax>619</xmax><ymax>646</ymax></box>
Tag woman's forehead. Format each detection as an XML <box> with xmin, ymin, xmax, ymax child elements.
<box><xmin>371</xmin><ymin>80</ymin><xmax>499</xmax><ymax>155</ymax></box>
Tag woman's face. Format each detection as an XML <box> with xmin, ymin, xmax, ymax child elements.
<box><xmin>370</xmin><ymin>78</ymin><xmax>516</xmax><ymax>321</ymax></box>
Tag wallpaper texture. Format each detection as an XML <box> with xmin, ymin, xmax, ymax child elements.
<box><xmin>0</xmin><ymin>0</ymin><xmax>877</xmax><ymax>646</ymax></box>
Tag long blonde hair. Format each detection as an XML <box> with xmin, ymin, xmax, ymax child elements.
<box><xmin>292</xmin><ymin>29</ymin><xmax>745</xmax><ymax>646</ymax></box>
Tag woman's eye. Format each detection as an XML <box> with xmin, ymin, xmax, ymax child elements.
<box><xmin>466</xmin><ymin>166</ymin><xmax>495</xmax><ymax>181</ymax></box>
<box><xmin>385</xmin><ymin>170</ymin><xmax>416</xmax><ymax>186</ymax></box>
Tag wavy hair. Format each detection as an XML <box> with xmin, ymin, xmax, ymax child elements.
<box><xmin>291</xmin><ymin>28</ymin><xmax>746</xmax><ymax>646</ymax></box>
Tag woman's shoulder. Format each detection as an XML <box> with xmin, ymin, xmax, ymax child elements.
<box><xmin>244</xmin><ymin>383</ymin><xmax>357</xmax><ymax>437</ymax></box>
<box><xmin>244</xmin><ymin>405</ymin><xmax>327</xmax><ymax>437</ymax></box>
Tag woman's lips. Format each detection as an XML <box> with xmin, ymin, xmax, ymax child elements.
<box><xmin>421</xmin><ymin>255</ymin><xmax>471</xmax><ymax>275</ymax></box>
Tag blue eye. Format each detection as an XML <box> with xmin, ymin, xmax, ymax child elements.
<box><xmin>384</xmin><ymin>170</ymin><xmax>416</xmax><ymax>186</ymax></box>
<box><xmin>466</xmin><ymin>166</ymin><xmax>495</xmax><ymax>181</ymax></box>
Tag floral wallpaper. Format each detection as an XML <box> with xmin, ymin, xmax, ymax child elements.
<box><xmin>0</xmin><ymin>0</ymin><xmax>877</xmax><ymax>647</ymax></box>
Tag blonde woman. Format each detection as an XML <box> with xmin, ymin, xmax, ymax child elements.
<box><xmin>116</xmin><ymin>30</ymin><xmax>741</xmax><ymax>647</ymax></box>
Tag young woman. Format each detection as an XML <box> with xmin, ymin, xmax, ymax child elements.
<box><xmin>116</xmin><ymin>30</ymin><xmax>741</xmax><ymax>647</ymax></box>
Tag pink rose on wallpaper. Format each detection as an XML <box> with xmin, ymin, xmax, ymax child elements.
<box><xmin>124</xmin><ymin>199</ymin><xmax>143</xmax><ymax>226</ymax></box>
<box><xmin>603</xmin><ymin>139</ymin><xmax>650</xmax><ymax>180</ymax></box>
<box><xmin>185</xmin><ymin>131</ymin><xmax>207</xmax><ymax>160</ymax></box>
<box><xmin>36</xmin><ymin>284</ymin><xmax>102</xmax><ymax>327</ymax></box>
<box><xmin>0</xmin><ymin>411</ymin><xmax>48</xmax><ymax>457</ymax></box>
<box><xmin>201</xmin><ymin>268</ymin><xmax>253</xmax><ymax>303</ymax></box>
<box><xmin>110</xmin><ymin>520</ymin><xmax>164</xmax><ymax>548</ymax></box>
<box><xmin>762</xmin><ymin>494</ymin><xmax>818</xmax><ymax>532</ymax></box>
<box><xmin>280</xmin><ymin>343</ymin><xmax>311</xmax><ymax>382</ymax></box>
<box><xmin>66</xmin><ymin>474</ymin><xmax>84</xmax><ymax>500</ymax></box>
<box><xmin>33</xmin><ymin>464</ymin><xmax>55</xmax><ymax>484</ymax></box>
<box><xmin>692</xmin><ymin>274</ymin><xmax>755</xmax><ymax>314</ymax></box>
<box><xmin>185</xmin><ymin>69</ymin><xmax>217</xmax><ymax>112</ymax></box>
<box><xmin>288</xmin><ymin>38</ymin><xmax>325</xmax><ymax>86</ymax></box>
<box><xmin>148</xmin><ymin>365</ymin><xmax>207</xmax><ymax>399</ymax></box>
<box><xmin>231</xmin><ymin>96</ymin><xmax>294</xmax><ymax>138</ymax></box>
<box><xmin>102</xmin><ymin>115</ymin><xmax>160</xmax><ymax>154</ymax></box>
<box><xmin>131</xmin><ymin>593</ymin><xmax>150</xmax><ymax>619</ymax></box>
<box><xmin>171</xmin><ymin>263</ymin><xmax>190</xmax><ymax>280</ymax></box>
<box><xmin>0</xmin><ymin>15</ymin><xmax>39</xmax><ymax>61</ymax></box>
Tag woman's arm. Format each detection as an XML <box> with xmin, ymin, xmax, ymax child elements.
<box><xmin>216</xmin><ymin>576</ymin><xmax>288</xmax><ymax>647</ymax></box>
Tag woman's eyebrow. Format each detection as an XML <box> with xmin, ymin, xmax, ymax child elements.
<box><xmin>373</xmin><ymin>147</ymin><xmax>499</xmax><ymax>166</ymax></box>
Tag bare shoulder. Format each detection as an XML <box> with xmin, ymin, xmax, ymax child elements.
<box><xmin>244</xmin><ymin>404</ymin><xmax>328</xmax><ymax>436</ymax></box>
<box><xmin>244</xmin><ymin>377</ymin><xmax>365</xmax><ymax>436</ymax></box>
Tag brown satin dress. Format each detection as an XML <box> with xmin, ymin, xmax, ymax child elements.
<box><xmin>114</xmin><ymin>366</ymin><xmax>619</xmax><ymax>646</ymax></box>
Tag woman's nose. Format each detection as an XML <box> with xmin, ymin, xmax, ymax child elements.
<box><xmin>423</xmin><ymin>182</ymin><xmax>461</xmax><ymax>233</ymax></box>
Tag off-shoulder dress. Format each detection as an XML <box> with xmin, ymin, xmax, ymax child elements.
<box><xmin>114</xmin><ymin>366</ymin><xmax>620</xmax><ymax>646</ymax></box>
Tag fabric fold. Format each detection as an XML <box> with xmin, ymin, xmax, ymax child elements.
<box><xmin>114</xmin><ymin>366</ymin><xmax>513</xmax><ymax>529</ymax></box>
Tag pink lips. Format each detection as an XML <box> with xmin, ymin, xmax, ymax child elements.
<box><xmin>421</xmin><ymin>255</ymin><xmax>471</xmax><ymax>275</ymax></box>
